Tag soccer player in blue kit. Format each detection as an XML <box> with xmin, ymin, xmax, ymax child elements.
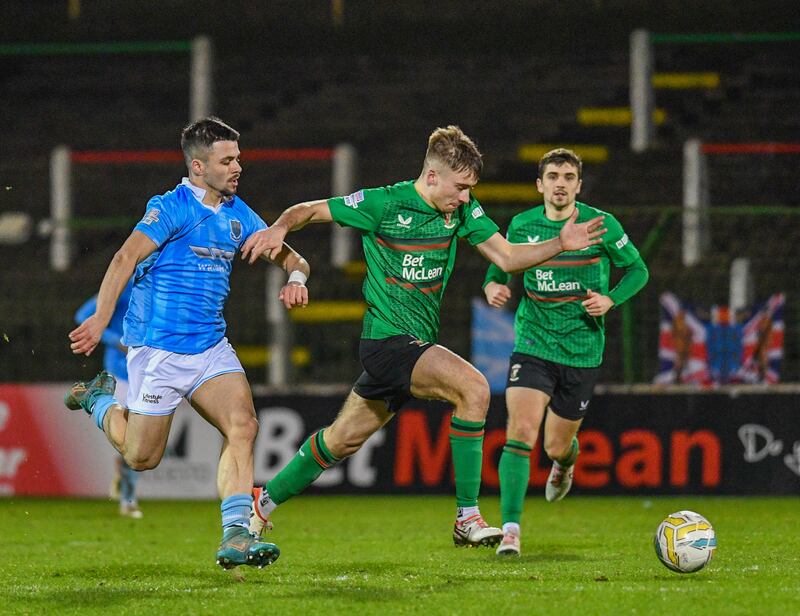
<box><xmin>65</xmin><ymin>117</ymin><xmax>310</xmax><ymax>569</ymax></box>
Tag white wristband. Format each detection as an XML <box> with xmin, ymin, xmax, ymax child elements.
<box><xmin>288</xmin><ymin>270</ymin><xmax>307</xmax><ymax>286</ymax></box>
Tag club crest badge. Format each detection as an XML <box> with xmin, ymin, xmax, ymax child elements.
<box><xmin>229</xmin><ymin>219</ymin><xmax>243</xmax><ymax>242</ymax></box>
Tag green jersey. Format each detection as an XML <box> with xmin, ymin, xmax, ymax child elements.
<box><xmin>329</xmin><ymin>181</ymin><xmax>498</xmax><ymax>342</ymax></box>
<box><xmin>484</xmin><ymin>202</ymin><xmax>647</xmax><ymax>368</ymax></box>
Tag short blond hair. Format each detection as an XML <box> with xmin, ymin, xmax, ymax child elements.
<box><xmin>425</xmin><ymin>125</ymin><xmax>483</xmax><ymax>178</ymax></box>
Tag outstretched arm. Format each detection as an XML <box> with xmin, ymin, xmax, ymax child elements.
<box><xmin>475</xmin><ymin>210</ymin><xmax>606</xmax><ymax>273</ymax></box>
<box><xmin>241</xmin><ymin>199</ymin><xmax>333</xmax><ymax>264</ymax></box>
<box><xmin>69</xmin><ymin>230</ymin><xmax>156</xmax><ymax>356</ymax></box>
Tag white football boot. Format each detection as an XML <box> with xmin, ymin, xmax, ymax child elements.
<box><xmin>545</xmin><ymin>462</ymin><xmax>574</xmax><ymax>502</ymax></box>
<box><xmin>495</xmin><ymin>531</ymin><xmax>521</xmax><ymax>556</ymax></box>
<box><xmin>453</xmin><ymin>514</ymin><xmax>503</xmax><ymax>547</ymax></box>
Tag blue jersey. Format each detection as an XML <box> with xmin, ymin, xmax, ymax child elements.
<box><xmin>75</xmin><ymin>281</ymin><xmax>134</xmax><ymax>381</ymax></box>
<box><xmin>124</xmin><ymin>179</ymin><xmax>267</xmax><ymax>354</ymax></box>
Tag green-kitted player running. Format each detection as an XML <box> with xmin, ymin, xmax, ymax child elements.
<box><xmin>484</xmin><ymin>148</ymin><xmax>649</xmax><ymax>556</ymax></box>
<box><xmin>241</xmin><ymin>128</ymin><xmax>605</xmax><ymax>549</ymax></box>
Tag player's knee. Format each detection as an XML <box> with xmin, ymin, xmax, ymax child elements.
<box><xmin>124</xmin><ymin>452</ymin><xmax>160</xmax><ymax>471</ymax></box>
<box><xmin>456</xmin><ymin>372</ymin><xmax>491</xmax><ymax>419</ymax></box>
<box><xmin>225</xmin><ymin>413</ymin><xmax>259</xmax><ymax>446</ymax></box>
<box><xmin>507</xmin><ymin>420</ymin><xmax>537</xmax><ymax>445</ymax></box>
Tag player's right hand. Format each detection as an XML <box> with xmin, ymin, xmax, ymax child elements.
<box><xmin>241</xmin><ymin>224</ymin><xmax>288</xmax><ymax>264</ymax></box>
<box><xmin>559</xmin><ymin>209</ymin><xmax>606</xmax><ymax>251</ymax></box>
<box><xmin>68</xmin><ymin>315</ymin><xmax>105</xmax><ymax>356</ymax></box>
<box><xmin>279</xmin><ymin>281</ymin><xmax>309</xmax><ymax>309</ymax></box>
<box><xmin>484</xmin><ymin>282</ymin><xmax>512</xmax><ymax>308</ymax></box>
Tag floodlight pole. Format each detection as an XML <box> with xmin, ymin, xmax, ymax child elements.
<box><xmin>729</xmin><ymin>258</ymin><xmax>753</xmax><ymax>315</ymax></box>
<box><xmin>267</xmin><ymin>266</ymin><xmax>291</xmax><ymax>387</ymax></box>
<box><xmin>50</xmin><ymin>145</ymin><xmax>72</xmax><ymax>271</ymax></box>
<box><xmin>331</xmin><ymin>143</ymin><xmax>357</xmax><ymax>267</ymax></box>
<box><xmin>190</xmin><ymin>35</ymin><xmax>213</xmax><ymax>120</ymax></box>
<box><xmin>682</xmin><ymin>138</ymin><xmax>710</xmax><ymax>266</ymax></box>
<box><xmin>630</xmin><ymin>29</ymin><xmax>654</xmax><ymax>152</ymax></box>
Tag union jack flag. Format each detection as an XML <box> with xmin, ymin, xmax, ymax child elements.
<box><xmin>655</xmin><ymin>292</ymin><xmax>711</xmax><ymax>386</ymax></box>
<box><xmin>655</xmin><ymin>292</ymin><xmax>785</xmax><ymax>386</ymax></box>
<box><xmin>734</xmin><ymin>293</ymin><xmax>785</xmax><ymax>384</ymax></box>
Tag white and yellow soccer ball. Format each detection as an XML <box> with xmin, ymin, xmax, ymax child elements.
<box><xmin>654</xmin><ymin>510</ymin><xmax>717</xmax><ymax>573</ymax></box>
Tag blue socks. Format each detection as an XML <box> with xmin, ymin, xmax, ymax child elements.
<box><xmin>90</xmin><ymin>394</ymin><xmax>117</xmax><ymax>432</ymax></box>
<box><xmin>221</xmin><ymin>494</ymin><xmax>253</xmax><ymax>529</ymax></box>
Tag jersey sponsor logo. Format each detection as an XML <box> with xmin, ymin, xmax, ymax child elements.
<box><xmin>579</xmin><ymin>400</ymin><xmax>590</xmax><ymax>411</ymax></box>
<box><xmin>527</xmin><ymin>235</ymin><xmax>540</xmax><ymax>243</ymax></box>
<box><xmin>401</xmin><ymin>254</ymin><xmax>443</xmax><ymax>282</ymax></box>
<box><xmin>229</xmin><ymin>219</ymin><xmax>243</xmax><ymax>242</ymax></box>
<box><xmin>443</xmin><ymin>212</ymin><xmax>457</xmax><ymax>229</ymax></box>
<box><xmin>190</xmin><ymin>245</ymin><xmax>235</xmax><ymax>261</ymax></box>
<box><xmin>509</xmin><ymin>363</ymin><xmax>522</xmax><ymax>382</ymax></box>
<box><xmin>343</xmin><ymin>190</ymin><xmax>365</xmax><ymax>208</ymax></box>
<box><xmin>615</xmin><ymin>234</ymin><xmax>629</xmax><ymax>250</ymax></box>
<box><xmin>471</xmin><ymin>206</ymin><xmax>485</xmax><ymax>219</ymax></box>
<box><xmin>142</xmin><ymin>392</ymin><xmax>164</xmax><ymax>405</ymax></box>
<box><xmin>141</xmin><ymin>208</ymin><xmax>160</xmax><ymax>225</ymax></box>
<box><xmin>397</xmin><ymin>214</ymin><xmax>413</xmax><ymax>228</ymax></box>
<box><xmin>535</xmin><ymin>270</ymin><xmax>581</xmax><ymax>292</ymax></box>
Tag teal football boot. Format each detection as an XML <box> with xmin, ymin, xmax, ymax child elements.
<box><xmin>216</xmin><ymin>526</ymin><xmax>280</xmax><ymax>570</ymax></box>
<box><xmin>64</xmin><ymin>370</ymin><xmax>117</xmax><ymax>414</ymax></box>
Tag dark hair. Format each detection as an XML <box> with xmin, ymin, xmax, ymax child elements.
<box><xmin>538</xmin><ymin>148</ymin><xmax>583</xmax><ymax>179</ymax></box>
<box><xmin>425</xmin><ymin>125</ymin><xmax>483</xmax><ymax>178</ymax></box>
<box><xmin>180</xmin><ymin>116</ymin><xmax>240</xmax><ymax>167</ymax></box>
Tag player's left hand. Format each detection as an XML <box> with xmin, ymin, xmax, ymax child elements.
<box><xmin>279</xmin><ymin>281</ymin><xmax>309</xmax><ymax>309</ymax></box>
<box><xmin>559</xmin><ymin>209</ymin><xmax>606</xmax><ymax>251</ymax></box>
<box><xmin>241</xmin><ymin>225</ymin><xmax>288</xmax><ymax>264</ymax></box>
<box><xmin>582</xmin><ymin>288</ymin><xmax>614</xmax><ymax>317</ymax></box>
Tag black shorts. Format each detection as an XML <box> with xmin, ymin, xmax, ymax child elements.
<box><xmin>353</xmin><ymin>335</ymin><xmax>433</xmax><ymax>412</ymax></box>
<box><xmin>506</xmin><ymin>352</ymin><xmax>600</xmax><ymax>421</ymax></box>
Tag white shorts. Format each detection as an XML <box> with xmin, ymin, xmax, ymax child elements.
<box><xmin>126</xmin><ymin>337</ymin><xmax>245</xmax><ymax>416</ymax></box>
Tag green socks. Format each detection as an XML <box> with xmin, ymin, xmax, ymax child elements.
<box><xmin>556</xmin><ymin>436</ymin><xmax>580</xmax><ymax>467</ymax></box>
<box><xmin>449</xmin><ymin>415</ymin><xmax>485</xmax><ymax>508</ymax></box>
<box><xmin>499</xmin><ymin>440</ymin><xmax>532</xmax><ymax>525</ymax></box>
<box><xmin>266</xmin><ymin>430</ymin><xmax>340</xmax><ymax>505</ymax></box>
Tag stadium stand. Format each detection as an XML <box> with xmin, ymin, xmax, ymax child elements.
<box><xmin>1</xmin><ymin>0</ymin><xmax>798</xmax><ymax>383</ymax></box>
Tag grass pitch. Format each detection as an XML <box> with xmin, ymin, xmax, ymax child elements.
<box><xmin>2</xmin><ymin>495</ymin><xmax>798</xmax><ymax>615</ymax></box>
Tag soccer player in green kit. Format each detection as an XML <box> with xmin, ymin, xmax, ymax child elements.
<box><xmin>241</xmin><ymin>129</ymin><xmax>606</xmax><ymax>548</ymax></box>
<box><xmin>484</xmin><ymin>148</ymin><xmax>649</xmax><ymax>556</ymax></box>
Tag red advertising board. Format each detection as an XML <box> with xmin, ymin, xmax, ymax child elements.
<box><xmin>1</xmin><ymin>384</ymin><xmax>797</xmax><ymax>497</ymax></box>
